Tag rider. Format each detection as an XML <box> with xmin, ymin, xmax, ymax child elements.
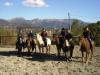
<box><xmin>59</xmin><ymin>28</ymin><xmax>66</xmax><ymax>44</ymax></box>
<box><xmin>59</xmin><ymin>28</ymin><xmax>66</xmax><ymax>39</ymax></box>
<box><xmin>28</xmin><ymin>30</ymin><xmax>34</xmax><ymax>44</ymax></box>
<box><xmin>65</xmin><ymin>29</ymin><xmax>73</xmax><ymax>42</ymax></box>
<box><xmin>83</xmin><ymin>26</ymin><xmax>93</xmax><ymax>49</ymax></box>
<box><xmin>16</xmin><ymin>30</ymin><xmax>24</xmax><ymax>49</ymax></box>
<box><xmin>41</xmin><ymin>28</ymin><xmax>47</xmax><ymax>46</ymax></box>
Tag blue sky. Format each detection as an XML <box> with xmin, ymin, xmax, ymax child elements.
<box><xmin>0</xmin><ymin>0</ymin><xmax>100</xmax><ymax>22</ymax></box>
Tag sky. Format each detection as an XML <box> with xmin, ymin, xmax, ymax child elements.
<box><xmin>0</xmin><ymin>0</ymin><xmax>100</xmax><ymax>22</ymax></box>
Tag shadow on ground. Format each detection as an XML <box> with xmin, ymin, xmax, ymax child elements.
<box><xmin>0</xmin><ymin>50</ymin><xmax>81</xmax><ymax>63</ymax></box>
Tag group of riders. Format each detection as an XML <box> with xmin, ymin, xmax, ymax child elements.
<box><xmin>16</xmin><ymin>26</ymin><xmax>93</xmax><ymax>49</ymax></box>
<box><xmin>16</xmin><ymin>28</ymin><xmax>48</xmax><ymax>49</ymax></box>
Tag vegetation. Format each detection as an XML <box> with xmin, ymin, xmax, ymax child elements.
<box><xmin>71</xmin><ymin>20</ymin><xmax>85</xmax><ymax>44</ymax></box>
<box><xmin>88</xmin><ymin>21</ymin><xmax>100</xmax><ymax>46</ymax></box>
<box><xmin>0</xmin><ymin>30</ymin><xmax>17</xmax><ymax>45</ymax></box>
<box><xmin>71</xmin><ymin>20</ymin><xmax>100</xmax><ymax>46</ymax></box>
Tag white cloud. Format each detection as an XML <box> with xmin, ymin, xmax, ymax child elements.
<box><xmin>4</xmin><ymin>2</ymin><xmax>13</xmax><ymax>6</ymax></box>
<box><xmin>22</xmin><ymin>0</ymin><xmax>49</xmax><ymax>7</ymax></box>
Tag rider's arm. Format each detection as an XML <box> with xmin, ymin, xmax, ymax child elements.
<box><xmin>22</xmin><ymin>33</ymin><xmax>24</xmax><ymax>39</ymax></box>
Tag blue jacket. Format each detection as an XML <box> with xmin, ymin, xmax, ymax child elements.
<box><xmin>28</xmin><ymin>33</ymin><xmax>34</xmax><ymax>39</ymax></box>
<box><xmin>17</xmin><ymin>33</ymin><xmax>24</xmax><ymax>40</ymax></box>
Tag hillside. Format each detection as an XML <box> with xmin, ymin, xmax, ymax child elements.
<box><xmin>8</xmin><ymin>18</ymin><xmax>88</xmax><ymax>28</ymax></box>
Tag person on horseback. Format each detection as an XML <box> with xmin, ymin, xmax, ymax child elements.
<box><xmin>59</xmin><ymin>28</ymin><xmax>66</xmax><ymax>44</ymax></box>
<box><xmin>41</xmin><ymin>28</ymin><xmax>47</xmax><ymax>46</ymax></box>
<box><xmin>65</xmin><ymin>29</ymin><xmax>73</xmax><ymax>42</ymax></box>
<box><xmin>59</xmin><ymin>28</ymin><xmax>66</xmax><ymax>39</ymax></box>
<box><xmin>16</xmin><ymin>30</ymin><xmax>24</xmax><ymax>49</ymax></box>
<box><xmin>28</xmin><ymin>30</ymin><xmax>34</xmax><ymax>44</ymax></box>
<box><xmin>83</xmin><ymin>26</ymin><xmax>93</xmax><ymax>49</ymax></box>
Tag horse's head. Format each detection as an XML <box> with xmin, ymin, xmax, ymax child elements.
<box><xmin>36</xmin><ymin>33</ymin><xmax>41</xmax><ymax>39</ymax></box>
<box><xmin>18</xmin><ymin>37</ymin><xmax>23</xmax><ymax>45</ymax></box>
<box><xmin>36</xmin><ymin>33</ymin><xmax>44</xmax><ymax>45</ymax></box>
<box><xmin>33</xmin><ymin>39</ymin><xmax>37</xmax><ymax>44</ymax></box>
<box><xmin>26</xmin><ymin>38</ymin><xmax>31</xmax><ymax>47</ymax></box>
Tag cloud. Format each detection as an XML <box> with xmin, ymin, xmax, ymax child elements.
<box><xmin>4</xmin><ymin>2</ymin><xmax>13</xmax><ymax>6</ymax></box>
<box><xmin>22</xmin><ymin>0</ymin><xmax>49</xmax><ymax>7</ymax></box>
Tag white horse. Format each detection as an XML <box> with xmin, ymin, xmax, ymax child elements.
<box><xmin>36</xmin><ymin>33</ymin><xmax>51</xmax><ymax>54</ymax></box>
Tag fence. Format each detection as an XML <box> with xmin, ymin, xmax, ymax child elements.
<box><xmin>0</xmin><ymin>35</ymin><xmax>27</xmax><ymax>46</ymax></box>
<box><xmin>0</xmin><ymin>35</ymin><xmax>100</xmax><ymax>46</ymax></box>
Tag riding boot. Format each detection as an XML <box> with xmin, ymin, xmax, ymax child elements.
<box><xmin>88</xmin><ymin>39</ymin><xmax>92</xmax><ymax>49</ymax></box>
<box><xmin>43</xmin><ymin>38</ymin><xmax>47</xmax><ymax>47</ymax></box>
<box><xmin>16</xmin><ymin>41</ymin><xmax>18</xmax><ymax>49</ymax></box>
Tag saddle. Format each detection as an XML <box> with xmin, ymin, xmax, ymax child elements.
<box><xmin>65</xmin><ymin>40</ymin><xmax>70</xmax><ymax>47</ymax></box>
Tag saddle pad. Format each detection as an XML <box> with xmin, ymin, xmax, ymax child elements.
<box><xmin>66</xmin><ymin>40</ymin><xmax>70</xmax><ymax>47</ymax></box>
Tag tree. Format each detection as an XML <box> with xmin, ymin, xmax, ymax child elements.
<box><xmin>72</xmin><ymin>20</ymin><xmax>81</xmax><ymax>35</ymax></box>
<box><xmin>72</xmin><ymin>20</ymin><xmax>79</xmax><ymax>31</ymax></box>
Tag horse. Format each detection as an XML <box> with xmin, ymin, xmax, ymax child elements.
<box><xmin>26</xmin><ymin>37</ymin><xmax>37</xmax><ymax>53</ymax></box>
<box><xmin>79</xmin><ymin>35</ymin><xmax>95</xmax><ymax>64</ymax></box>
<box><xmin>53</xmin><ymin>34</ymin><xmax>74</xmax><ymax>59</ymax></box>
<box><xmin>36</xmin><ymin>33</ymin><xmax>51</xmax><ymax>54</ymax></box>
<box><xmin>17</xmin><ymin>37</ymin><xmax>23</xmax><ymax>56</ymax></box>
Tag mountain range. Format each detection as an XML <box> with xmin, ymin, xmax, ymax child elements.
<box><xmin>0</xmin><ymin>17</ymin><xmax>88</xmax><ymax>29</ymax></box>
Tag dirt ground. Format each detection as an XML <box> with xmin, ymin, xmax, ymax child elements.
<box><xmin>0</xmin><ymin>45</ymin><xmax>100</xmax><ymax>75</ymax></box>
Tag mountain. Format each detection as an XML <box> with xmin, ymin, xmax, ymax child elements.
<box><xmin>31</xmin><ymin>18</ymin><xmax>74</xmax><ymax>28</ymax></box>
<box><xmin>0</xmin><ymin>18</ymin><xmax>41</xmax><ymax>30</ymax></box>
<box><xmin>0</xmin><ymin>19</ymin><xmax>10</xmax><ymax>25</ymax></box>
<box><xmin>8</xmin><ymin>17</ymin><xmax>31</xmax><ymax>24</ymax></box>
<box><xmin>8</xmin><ymin>18</ymin><xmax>88</xmax><ymax>28</ymax></box>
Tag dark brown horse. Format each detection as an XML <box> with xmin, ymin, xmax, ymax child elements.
<box><xmin>53</xmin><ymin>34</ymin><xmax>74</xmax><ymax>59</ymax></box>
<box><xmin>79</xmin><ymin>35</ymin><xmax>95</xmax><ymax>64</ymax></box>
<box><xmin>17</xmin><ymin>37</ymin><xmax>23</xmax><ymax>56</ymax></box>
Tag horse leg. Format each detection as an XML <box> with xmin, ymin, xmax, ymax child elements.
<box><xmin>64</xmin><ymin>51</ymin><xmax>67</xmax><ymax>58</ymax></box>
<box><xmin>38</xmin><ymin>45</ymin><xmax>41</xmax><ymax>53</ymax></box>
<box><xmin>28</xmin><ymin>47</ymin><xmax>31</xmax><ymax>54</ymax></box>
<box><xmin>70</xmin><ymin>47</ymin><xmax>74</xmax><ymax>58</ymax></box>
<box><xmin>91</xmin><ymin>44</ymin><xmax>95</xmax><ymax>60</ymax></box>
<box><xmin>18</xmin><ymin>48</ymin><xmax>22</xmax><ymax>57</ymax></box>
<box><xmin>42</xmin><ymin>46</ymin><xmax>44</xmax><ymax>53</ymax></box>
<box><xmin>46</xmin><ymin>47</ymin><xmax>48</xmax><ymax>54</ymax></box>
<box><xmin>90</xmin><ymin>48</ymin><xmax>93</xmax><ymax>60</ymax></box>
<box><xmin>81</xmin><ymin>51</ymin><xmax>84</xmax><ymax>64</ymax></box>
<box><xmin>32</xmin><ymin>46</ymin><xmax>34</xmax><ymax>52</ymax></box>
<box><xmin>58</xmin><ymin>48</ymin><xmax>61</xmax><ymax>58</ymax></box>
<box><xmin>34</xmin><ymin>45</ymin><xmax>36</xmax><ymax>53</ymax></box>
<box><xmin>49</xmin><ymin>46</ymin><xmax>51</xmax><ymax>55</ymax></box>
<box><xmin>86</xmin><ymin>53</ymin><xmax>90</xmax><ymax>64</ymax></box>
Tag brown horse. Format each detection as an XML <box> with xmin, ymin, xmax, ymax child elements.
<box><xmin>17</xmin><ymin>37</ymin><xmax>23</xmax><ymax>56</ymax></box>
<box><xmin>79</xmin><ymin>36</ymin><xmax>95</xmax><ymax>64</ymax></box>
<box><xmin>26</xmin><ymin>38</ymin><xmax>37</xmax><ymax>53</ymax></box>
<box><xmin>53</xmin><ymin>34</ymin><xmax>74</xmax><ymax>59</ymax></box>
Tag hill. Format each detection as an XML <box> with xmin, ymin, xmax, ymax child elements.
<box><xmin>8</xmin><ymin>18</ymin><xmax>88</xmax><ymax>28</ymax></box>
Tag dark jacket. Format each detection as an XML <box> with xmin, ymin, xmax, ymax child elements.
<box><xmin>28</xmin><ymin>33</ymin><xmax>34</xmax><ymax>39</ymax></box>
<box><xmin>60</xmin><ymin>31</ymin><xmax>66</xmax><ymax>37</ymax></box>
<box><xmin>41</xmin><ymin>31</ymin><xmax>47</xmax><ymax>37</ymax></box>
<box><xmin>65</xmin><ymin>33</ymin><xmax>72</xmax><ymax>41</ymax></box>
<box><xmin>17</xmin><ymin>33</ymin><xmax>24</xmax><ymax>40</ymax></box>
<box><xmin>83</xmin><ymin>31</ymin><xmax>93</xmax><ymax>39</ymax></box>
